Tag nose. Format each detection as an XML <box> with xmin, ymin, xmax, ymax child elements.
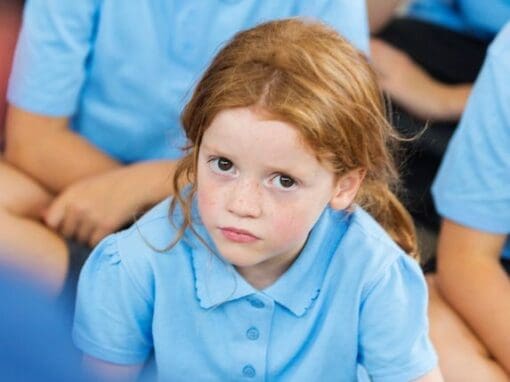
<box><xmin>226</xmin><ymin>177</ymin><xmax>262</xmax><ymax>218</ymax></box>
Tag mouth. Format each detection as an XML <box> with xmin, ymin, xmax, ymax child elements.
<box><xmin>219</xmin><ymin>227</ymin><xmax>260</xmax><ymax>243</ymax></box>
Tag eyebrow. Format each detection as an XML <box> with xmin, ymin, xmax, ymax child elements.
<box><xmin>200</xmin><ymin>143</ymin><xmax>233</xmax><ymax>157</ymax></box>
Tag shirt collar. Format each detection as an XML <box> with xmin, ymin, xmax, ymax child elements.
<box><xmin>188</xmin><ymin>201</ymin><xmax>349</xmax><ymax>317</ymax></box>
<box><xmin>263</xmin><ymin>207</ymin><xmax>349</xmax><ymax>316</ymax></box>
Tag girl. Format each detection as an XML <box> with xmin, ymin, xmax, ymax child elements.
<box><xmin>73</xmin><ymin>19</ymin><xmax>441</xmax><ymax>381</ymax></box>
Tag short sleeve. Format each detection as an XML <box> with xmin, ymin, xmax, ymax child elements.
<box><xmin>432</xmin><ymin>23</ymin><xmax>510</xmax><ymax>234</ymax></box>
<box><xmin>72</xmin><ymin>234</ymin><xmax>154</xmax><ymax>365</ymax></box>
<box><xmin>7</xmin><ymin>0</ymin><xmax>101</xmax><ymax>116</ymax></box>
<box><xmin>358</xmin><ymin>256</ymin><xmax>437</xmax><ymax>381</ymax></box>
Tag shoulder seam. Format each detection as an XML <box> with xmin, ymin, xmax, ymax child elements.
<box><xmin>112</xmin><ymin>233</ymin><xmax>155</xmax><ymax>304</ymax></box>
<box><xmin>349</xmin><ymin>214</ymin><xmax>406</xmax><ymax>302</ymax></box>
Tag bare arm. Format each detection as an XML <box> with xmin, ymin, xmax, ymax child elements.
<box><xmin>436</xmin><ymin>219</ymin><xmax>510</xmax><ymax>374</ymax></box>
<box><xmin>43</xmin><ymin>156</ymin><xmax>178</xmax><ymax>246</ymax></box>
<box><xmin>370</xmin><ymin>39</ymin><xmax>471</xmax><ymax>121</ymax></box>
<box><xmin>5</xmin><ymin>105</ymin><xmax>179</xmax><ymax>244</ymax></box>
<box><xmin>83</xmin><ymin>355</ymin><xmax>143</xmax><ymax>382</ymax></box>
<box><xmin>366</xmin><ymin>0</ymin><xmax>406</xmax><ymax>33</ymax></box>
<box><xmin>435</xmin><ymin>84</ymin><xmax>472</xmax><ymax>121</ymax></box>
<box><xmin>412</xmin><ymin>366</ymin><xmax>444</xmax><ymax>382</ymax></box>
<box><xmin>4</xmin><ymin>105</ymin><xmax>120</xmax><ymax>193</ymax></box>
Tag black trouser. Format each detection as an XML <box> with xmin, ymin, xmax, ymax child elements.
<box><xmin>376</xmin><ymin>18</ymin><xmax>491</xmax><ymax>231</ymax></box>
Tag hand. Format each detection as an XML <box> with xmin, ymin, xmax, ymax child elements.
<box><xmin>370</xmin><ymin>38</ymin><xmax>470</xmax><ymax>121</ymax></box>
<box><xmin>44</xmin><ymin>167</ymin><xmax>148</xmax><ymax>247</ymax></box>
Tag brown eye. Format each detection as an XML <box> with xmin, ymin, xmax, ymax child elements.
<box><xmin>267</xmin><ymin>173</ymin><xmax>297</xmax><ymax>190</ymax></box>
<box><xmin>277</xmin><ymin>175</ymin><xmax>296</xmax><ymax>189</ymax></box>
<box><xmin>217</xmin><ymin>157</ymin><xmax>233</xmax><ymax>171</ymax></box>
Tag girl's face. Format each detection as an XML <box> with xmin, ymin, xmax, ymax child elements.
<box><xmin>196</xmin><ymin>107</ymin><xmax>361</xmax><ymax>289</ymax></box>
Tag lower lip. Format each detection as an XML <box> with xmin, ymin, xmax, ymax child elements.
<box><xmin>220</xmin><ymin>228</ymin><xmax>259</xmax><ymax>243</ymax></box>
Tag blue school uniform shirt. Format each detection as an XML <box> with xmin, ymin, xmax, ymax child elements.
<box><xmin>433</xmin><ymin>23</ymin><xmax>510</xmax><ymax>259</ymax></box>
<box><xmin>407</xmin><ymin>0</ymin><xmax>510</xmax><ymax>40</ymax></box>
<box><xmin>7</xmin><ymin>0</ymin><xmax>368</xmax><ymax>163</ymax></box>
<box><xmin>73</xmin><ymin>198</ymin><xmax>437</xmax><ymax>381</ymax></box>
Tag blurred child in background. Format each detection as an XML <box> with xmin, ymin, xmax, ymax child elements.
<box><xmin>429</xmin><ymin>22</ymin><xmax>510</xmax><ymax>381</ymax></box>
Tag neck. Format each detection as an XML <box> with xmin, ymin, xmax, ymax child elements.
<box><xmin>235</xmin><ymin>244</ymin><xmax>306</xmax><ymax>290</ymax></box>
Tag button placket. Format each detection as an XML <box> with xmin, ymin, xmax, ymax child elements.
<box><xmin>238</xmin><ymin>295</ymin><xmax>273</xmax><ymax>380</ymax></box>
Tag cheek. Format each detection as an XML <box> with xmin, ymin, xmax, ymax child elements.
<box><xmin>267</xmin><ymin>196</ymin><xmax>327</xmax><ymax>247</ymax></box>
<box><xmin>197</xmin><ymin>186</ymin><xmax>220</xmax><ymax>222</ymax></box>
<box><xmin>196</xmin><ymin>171</ymin><xmax>221</xmax><ymax>223</ymax></box>
<box><xmin>269</xmin><ymin>207</ymin><xmax>311</xmax><ymax>245</ymax></box>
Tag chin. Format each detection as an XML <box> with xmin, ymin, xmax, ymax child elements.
<box><xmin>217</xmin><ymin>248</ymin><xmax>263</xmax><ymax>268</ymax></box>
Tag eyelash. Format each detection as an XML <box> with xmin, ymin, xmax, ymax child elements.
<box><xmin>267</xmin><ymin>174</ymin><xmax>298</xmax><ymax>191</ymax></box>
<box><xmin>208</xmin><ymin>157</ymin><xmax>237</xmax><ymax>176</ymax></box>
<box><xmin>207</xmin><ymin>156</ymin><xmax>299</xmax><ymax>191</ymax></box>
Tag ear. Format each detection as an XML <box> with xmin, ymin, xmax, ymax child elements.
<box><xmin>329</xmin><ymin>168</ymin><xmax>366</xmax><ymax>210</ymax></box>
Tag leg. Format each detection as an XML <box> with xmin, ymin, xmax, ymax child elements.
<box><xmin>427</xmin><ymin>275</ymin><xmax>508</xmax><ymax>381</ymax></box>
<box><xmin>0</xmin><ymin>160</ymin><xmax>68</xmax><ymax>294</ymax></box>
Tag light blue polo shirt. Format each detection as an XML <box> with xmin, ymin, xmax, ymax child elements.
<box><xmin>432</xmin><ymin>22</ymin><xmax>510</xmax><ymax>259</ymax></box>
<box><xmin>407</xmin><ymin>0</ymin><xmax>510</xmax><ymax>40</ymax></box>
<box><xmin>7</xmin><ymin>0</ymin><xmax>368</xmax><ymax>163</ymax></box>
<box><xmin>73</xmin><ymin>198</ymin><xmax>437</xmax><ymax>381</ymax></box>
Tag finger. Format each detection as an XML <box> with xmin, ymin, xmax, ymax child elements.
<box><xmin>89</xmin><ymin>228</ymin><xmax>109</xmax><ymax>247</ymax></box>
<box><xmin>60</xmin><ymin>205</ymin><xmax>82</xmax><ymax>239</ymax></box>
<box><xmin>76</xmin><ymin>218</ymin><xmax>95</xmax><ymax>245</ymax></box>
<box><xmin>44</xmin><ymin>198</ymin><xmax>66</xmax><ymax>230</ymax></box>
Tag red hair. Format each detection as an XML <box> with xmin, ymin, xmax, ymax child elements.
<box><xmin>171</xmin><ymin>18</ymin><xmax>418</xmax><ymax>258</ymax></box>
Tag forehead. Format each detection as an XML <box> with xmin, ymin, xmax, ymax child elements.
<box><xmin>202</xmin><ymin>107</ymin><xmax>318</xmax><ymax>164</ymax></box>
